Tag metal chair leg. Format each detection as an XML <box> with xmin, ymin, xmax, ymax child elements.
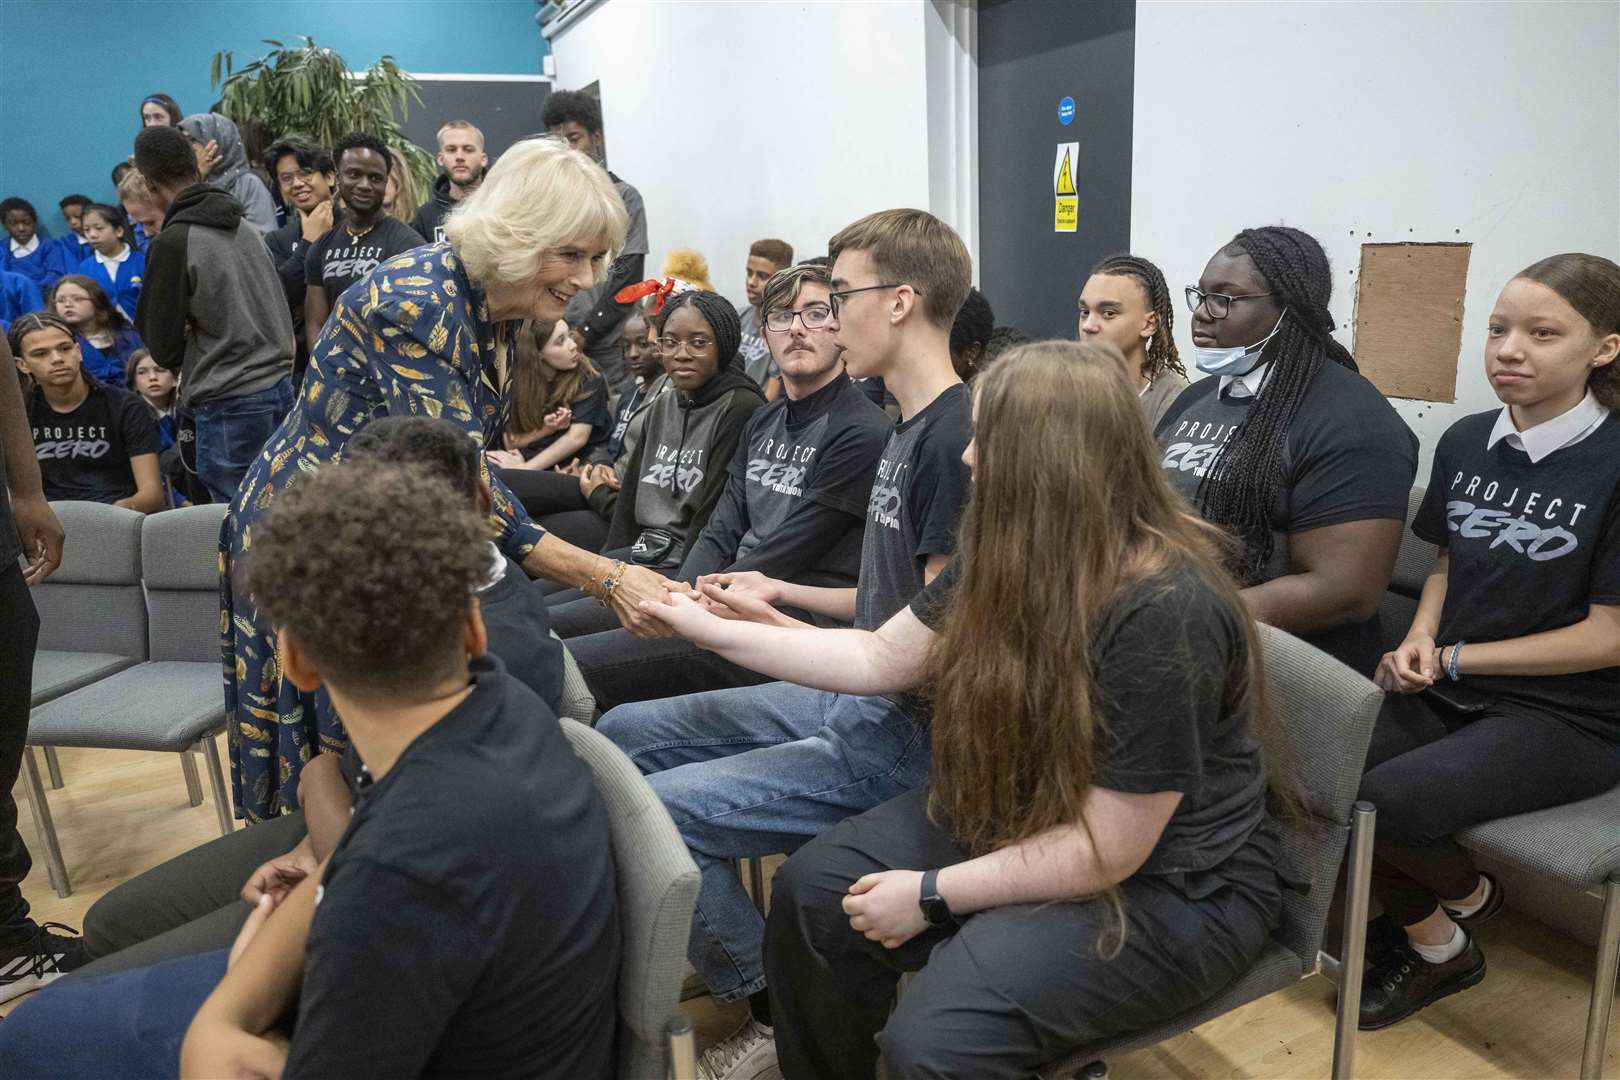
<box><xmin>1580</xmin><ymin>874</ymin><xmax>1620</xmax><ymax>1080</ymax></box>
<box><xmin>43</xmin><ymin>746</ymin><xmax>63</xmax><ymax>789</ymax></box>
<box><xmin>668</xmin><ymin>1014</ymin><xmax>697</xmax><ymax>1080</ymax></box>
<box><xmin>180</xmin><ymin>750</ymin><xmax>203</xmax><ymax>806</ymax></box>
<box><xmin>1331</xmin><ymin>801</ymin><xmax>1375</xmax><ymax>1080</ymax></box>
<box><xmin>20</xmin><ymin>747</ymin><xmax>71</xmax><ymax>898</ymax></box>
<box><xmin>201</xmin><ymin>734</ymin><xmax>234</xmax><ymax>835</ymax></box>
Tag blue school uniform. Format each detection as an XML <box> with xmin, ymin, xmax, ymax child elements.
<box><xmin>3</xmin><ymin>237</ymin><xmax>71</xmax><ymax>290</ymax></box>
<box><xmin>0</xmin><ymin>269</ymin><xmax>43</xmax><ymax>322</ymax></box>
<box><xmin>57</xmin><ymin>233</ymin><xmax>93</xmax><ymax>265</ymax></box>
<box><xmin>79</xmin><ymin>248</ymin><xmax>146</xmax><ymax>319</ymax></box>
<box><xmin>78</xmin><ymin>326</ymin><xmax>145</xmax><ymax>388</ymax></box>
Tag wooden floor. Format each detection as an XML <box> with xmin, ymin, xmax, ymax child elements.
<box><xmin>12</xmin><ymin>743</ymin><xmax>1618</xmax><ymax>1078</ymax></box>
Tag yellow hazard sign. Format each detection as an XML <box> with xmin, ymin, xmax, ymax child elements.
<box><xmin>1054</xmin><ymin>142</ymin><xmax>1078</xmax><ymax>233</ymax></box>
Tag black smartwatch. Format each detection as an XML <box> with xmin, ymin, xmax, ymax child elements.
<box><xmin>919</xmin><ymin>869</ymin><xmax>955</xmax><ymax>928</ymax></box>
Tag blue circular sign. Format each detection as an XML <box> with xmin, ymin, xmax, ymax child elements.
<box><xmin>1058</xmin><ymin>96</ymin><xmax>1076</xmax><ymax>125</ymax></box>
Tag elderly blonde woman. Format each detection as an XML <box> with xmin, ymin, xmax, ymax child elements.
<box><xmin>221</xmin><ymin>137</ymin><xmax>669</xmax><ymax>822</ymax></box>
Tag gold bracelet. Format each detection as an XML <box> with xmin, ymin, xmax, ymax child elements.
<box><xmin>598</xmin><ymin>559</ymin><xmax>627</xmax><ymax>607</ymax></box>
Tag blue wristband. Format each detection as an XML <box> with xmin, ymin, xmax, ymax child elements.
<box><xmin>1446</xmin><ymin>641</ymin><xmax>1465</xmax><ymax>681</ymax></box>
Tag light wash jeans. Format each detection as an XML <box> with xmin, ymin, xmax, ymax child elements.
<box><xmin>597</xmin><ymin>682</ymin><xmax>931</xmax><ymax>1003</ymax></box>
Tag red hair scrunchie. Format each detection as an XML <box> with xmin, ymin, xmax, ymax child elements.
<box><xmin>614</xmin><ymin>277</ymin><xmax>678</xmax><ymax>314</ymax></box>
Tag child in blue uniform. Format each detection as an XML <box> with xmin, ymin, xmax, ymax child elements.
<box><xmin>1</xmin><ymin>198</ymin><xmax>70</xmax><ymax>290</ymax></box>
<box><xmin>51</xmin><ymin>274</ymin><xmax>143</xmax><ymax>387</ymax></box>
<box><xmin>76</xmin><ymin>204</ymin><xmax>144</xmax><ymax>319</ymax></box>
<box><xmin>0</xmin><ymin>269</ymin><xmax>42</xmax><ymax>323</ymax></box>
<box><xmin>56</xmin><ymin>195</ymin><xmax>94</xmax><ymax>265</ymax></box>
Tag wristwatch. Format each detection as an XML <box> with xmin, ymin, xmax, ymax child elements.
<box><xmin>919</xmin><ymin>869</ymin><xmax>955</xmax><ymax>928</ymax></box>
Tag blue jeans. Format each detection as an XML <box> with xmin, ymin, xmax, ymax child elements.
<box><xmin>596</xmin><ymin>682</ymin><xmax>932</xmax><ymax>1003</ymax></box>
<box><xmin>193</xmin><ymin>378</ymin><xmax>294</xmax><ymax>504</ymax></box>
<box><xmin>0</xmin><ymin>948</ymin><xmax>225</xmax><ymax>1078</ymax></box>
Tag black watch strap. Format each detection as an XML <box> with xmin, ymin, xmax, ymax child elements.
<box><xmin>919</xmin><ymin>868</ymin><xmax>954</xmax><ymax>928</ymax></box>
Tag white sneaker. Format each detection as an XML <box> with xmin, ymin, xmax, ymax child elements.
<box><xmin>696</xmin><ymin>1017</ymin><xmax>778</xmax><ymax>1080</ymax></box>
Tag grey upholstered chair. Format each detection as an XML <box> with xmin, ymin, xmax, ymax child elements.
<box><xmin>1035</xmin><ymin>625</ymin><xmax>1384</xmax><ymax>1080</ymax></box>
<box><xmin>559</xmin><ymin>718</ymin><xmax>701</xmax><ymax>1080</ymax></box>
<box><xmin>26</xmin><ymin>504</ymin><xmax>233</xmax><ymax>898</ymax></box>
<box><xmin>555</xmin><ymin>634</ymin><xmax>597</xmax><ymax>724</ymax></box>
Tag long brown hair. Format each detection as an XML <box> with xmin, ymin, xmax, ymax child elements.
<box><xmin>927</xmin><ymin>342</ymin><xmax>1292</xmax><ymax>929</ymax></box>
<box><xmin>50</xmin><ymin>274</ymin><xmax>131</xmax><ymax>337</ymax></box>
<box><xmin>1515</xmin><ymin>252</ymin><xmax>1620</xmax><ymax>409</ymax></box>
<box><xmin>508</xmin><ymin>318</ymin><xmax>598</xmax><ymax>434</ymax></box>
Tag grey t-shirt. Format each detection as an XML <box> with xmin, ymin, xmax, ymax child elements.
<box><xmin>565</xmin><ymin>175</ymin><xmax>649</xmax><ymax>362</ymax></box>
<box><xmin>855</xmin><ymin>382</ymin><xmax>972</xmax><ymax>632</ymax></box>
<box><xmin>737</xmin><ymin>305</ymin><xmax>776</xmax><ymax>388</ymax></box>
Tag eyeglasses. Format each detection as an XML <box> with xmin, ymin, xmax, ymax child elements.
<box><xmin>1185</xmin><ymin>286</ymin><xmax>1274</xmax><ymax>320</ymax></box>
<box><xmin>657</xmin><ymin>336</ymin><xmax>713</xmax><ymax>357</ymax></box>
<box><xmin>827</xmin><ymin>283</ymin><xmax>921</xmax><ymax>317</ymax></box>
<box><xmin>276</xmin><ymin>167</ymin><xmax>322</xmax><ymax>186</ymax></box>
<box><xmin>764</xmin><ymin>303</ymin><xmax>833</xmax><ymax>333</ymax></box>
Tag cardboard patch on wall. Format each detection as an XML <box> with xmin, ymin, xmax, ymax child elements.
<box><xmin>1353</xmin><ymin>243</ymin><xmax>1471</xmax><ymax>403</ymax></box>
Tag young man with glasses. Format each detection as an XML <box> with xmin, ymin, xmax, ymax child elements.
<box><xmin>596</xmin><ymin>209</ymin><xmax>972</xmax><ymax>1080</ymax></box>
<box><xmin>263</xmin><ymin>137</ymin><xmax>336</xmax><ymax>383</ymax></box>
<box><xmin>551</xmin><ymin>262</ymin><xmax>891</xmax><ymax>711</ymax></box>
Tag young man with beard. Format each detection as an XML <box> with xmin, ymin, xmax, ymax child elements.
<box><xmin>263</xmin><ymin>137</ymin><xmax>336</xmax><ymax>383</ymax></box>
<box><xmin>596</xmin><ymin>209</ymin><xmax>973</xmax><ymax>1079</ymax></box>
<box><xmin>302</xmin><ymin>133</ymin><xmax>424</xmax><ymax>351</ymax></box>
<box><xmin>545</xmin><ymin>90</ymin><xmax>649</xmax><ymax>402</ymax></box>
<box><xmin>553</xmin><ymin>262</ymin><xmax>891</xmax><ymax>712</ymax></box>
<box><xmin>410</xmin><ymin>121</ymin><xmax>488</xmax><ymax>243</ymax></box>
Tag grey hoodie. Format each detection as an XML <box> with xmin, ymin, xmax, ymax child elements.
<box><xmin>179</xmin><ymin>113</ymin><xmax>278</xmax><ymax>234</ymax></box>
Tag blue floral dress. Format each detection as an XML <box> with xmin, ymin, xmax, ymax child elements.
<box><xmin>220</xmin><ymin>242</ymin><xmax>545</xmax><ymax>822</ymax></box>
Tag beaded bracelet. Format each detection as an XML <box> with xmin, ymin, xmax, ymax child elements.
<box><xmin>1445</xmin><ymin>640</ymin><xmax>1466</xmax><ymax>681</ymax></box>
<box><xmin>597</xmin><ymin>560</ymin><xmax>628</xmax><ymax>608</ymax></box>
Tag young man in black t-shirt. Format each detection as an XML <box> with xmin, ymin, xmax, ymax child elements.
<box><xmin>596</xmin><ymin>210</ymin><xmax>973</xmax><ymax>1079</ymax></box>
<box><xmin>302</xmin><ymin>133</ymin><xmax>424</xmax><ymax>353</ymax></box>
<box><xmin>12</xmin><ymin>314</ymin><xmax>163</xmax><ymax>511</ymax></box>
<box><xmin>554</xmin><ymin>263</ymin><xmax>890</xmax><ymax>710</ymax></box>
<box><xmin>0</xmin><ymin>453</ymin><xmax>613</xmax><ymax>1079</ymax></box>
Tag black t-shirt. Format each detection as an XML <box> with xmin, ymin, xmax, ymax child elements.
<box><xmin>288</xmin><ymin>656</ymin><xmax>618</xmax><ymax>1080</ymax></box>
<box><xmin>1414</xmin><ymin>410</ymin><xmax>1620</xmax><ymax>734</ymax></box>
<box><xmin>856</xmin><ymin>382</ymin><xmax>972</xmax><ymax>632</ymax></box>
<box><xmin>28</xmin><ymin>381</ymin><xmax>160</xmax><ymax>503</ymax></box>
<box><xmin>517</xmin><ymin>374</ymin><xmax>613</xmax><ymax>463</ymax></box>
<box><xmin>682</xmin><ymin>372</ymin><xmax>891</xmax><ymax>590</ymax></box>
<box><xmin>1155</xmin><ymin>362</ymin><xmax>1418</xmax><ymax>674</ymax></box>
<box><xmin>910</xmin><ymin>559</ymin><xmax>1278</xmax><ymax>896</ymax></box>
<box><xmin>303</xmin><ymin>217</ymin><xmax>425</xmax><ymax>305</ymax></box>
<box><xmin>482</xmin><ymin>553</ymin><xmax>565</xmax><ymax>715</ymax></box>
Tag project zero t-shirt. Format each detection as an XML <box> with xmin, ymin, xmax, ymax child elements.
<box><xmin>304</xmin><ymin>217</ymin><xmax>425</xmax><ymax>306</ymax></box>
<box><xmin>28</xmin><ymin>381</ymin><xmax>160</xmax><ymax>503</ymax></box>
<box><xmin>1154</xmin><ymin>360</ymin><xmax>1418</xmax><ymax>674</ymax></box>
<box><xmin>1414</xmin><ymin>410</ymin><xmax>1620</xmax><ymax>734</ymax></box>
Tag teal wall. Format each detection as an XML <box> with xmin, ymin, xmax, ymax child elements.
<box><xmin>0</xmin><ymin>0</ymin><xmax>547</xmax><ymax>236</ymax></box>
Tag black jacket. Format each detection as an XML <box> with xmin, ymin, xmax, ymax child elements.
<box><xmin>410</xmin><ymin>171</ymin><xmax>484</xmax><ymax>243</ymax></box>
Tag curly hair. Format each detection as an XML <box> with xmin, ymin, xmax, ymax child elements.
<box><xmin>246</xmin><ymin>463</ymin><xmax>491</xmax><ymax>699</ymax></box>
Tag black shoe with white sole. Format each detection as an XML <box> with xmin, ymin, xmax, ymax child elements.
<box><xmin>1358</xmin><ymin>936</ymin><xmax>1486</xmax><ymax>1030</ymax></box>
<box><xmin>0</xmin><ymin>922</ymin><xmax>84</xmax><ymax>1005</ymax></box>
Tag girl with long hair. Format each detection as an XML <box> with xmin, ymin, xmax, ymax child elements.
<box><xmin>50</xmin><ymin>274</ymin><xmax>143</xmax><ymax>388</ymax></box>
<box><xmin>9</xmin><ymin>314</ymin><xmax>163</xmax><ymax>512</ymax></box>
<box><xmin>1357</xmin><ymin>253</ymin><xmax>1620</xmax><ymax>1030</ymax></box>
<box><xmin>1156</xmin><ymin>225</ymin><xmax>1418</xmax><ymax>676</ymax></box>
<box><xmin>488</xmin><ymin>317</ymin><xmax>611</xmax><ymax>473</ymax></box>
<box><xmin>645</xmin><ymin>340</ymin><xmax>1292</xmax><ymax>1079</ymax></box>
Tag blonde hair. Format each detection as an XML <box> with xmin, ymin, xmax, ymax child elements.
<box><xmin>116</xmin><ymin>167</ymin><xmax>159</xmax><ymax>211</ymax></box>
<box><xmin>386</xmin><ymin>147</ymin><xmax>423</xmax><ymax>223</ymax></box>
<box><xmin>444</xmin><ymin>136</ymin><xmax>627</xmax><ymax>291</ymax></box>
<box><xmin>437</xmin><ymin>120</ymin><xmax>485</xmax><ymax>150</ymax></box>
<box><xmin>661</xmin><ymin>248</ymin><xmax>715</xmax><ymax>292</ymax></box>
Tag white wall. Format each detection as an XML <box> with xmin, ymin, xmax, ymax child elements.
<box><xmin>1133</xmin><ymin>0</ymin><xmax>1620</xmax><ymax>472</ymax></box>
<box><xmin>549</xmin><ymin>0</ymin><xmax>969</xmax><ymax>306</ymax></box>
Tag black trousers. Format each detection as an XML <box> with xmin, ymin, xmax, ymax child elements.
<box><xmin>1360</xmin><ymin>692</ymin><xmax>1620</xmax><ymax>926</ymax></box>
<box><xmin>563</xmin><ymin>623</ymin><xmax>773</xmax><ymax>714</ymax></box>
<box><xmin>764</xmin><ymin>788</ymin><xmax>1279</xmax><ymax>1080</ymax></box>
<box><xmin>0</xmin><ymin>564</ymin><xmax>38</xmax><ymax>944</ymax></box>
<box><xmin>71</xmin><ymin>811</ymin><xmax>308</xmax><ymax>979</ymax></box>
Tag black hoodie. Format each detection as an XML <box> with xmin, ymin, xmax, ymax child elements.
<box><xmin>134</xmin><ymin>184</ymin><xmax>295</xmax><ymax>407</ymax></box>
<box><xmin>605</xmin><ymin>363</ymin><xmax>766</xmax><ymax>569</ymax></box>
<box><xmin>411</xmin><ymin>171</ymin><xmax>485</xmax><ymax>244</ymax></box>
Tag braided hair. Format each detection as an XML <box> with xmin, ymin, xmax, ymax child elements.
<box><xmin>1195</xmin><ymin>226</ymin><xmax>1357</xmax><ymax>583</ymax></box>
<box><xmin>1088</xmin><ymin>253</ymin><xmax>1185</xmax><ymax>379</ymax></box>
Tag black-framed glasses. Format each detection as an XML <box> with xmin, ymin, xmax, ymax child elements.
<box><xmin>827</xmin><ymin>283</ymin><xmax>920</xmax><ymax>317</ymax></box>
<box><xmin>657</xmin><ymin>335</ymin><xmax>713</xmax><ymax>357</ymax></box>
<box><xmin>764</xmin><ymin>302</ymin><xmax>833</xmax><ymax>333</ymax></box>
<box><xmin>1185</xmin><ymin>286</ymin><xmax>1274</xmax><ymax>320</ymax></box>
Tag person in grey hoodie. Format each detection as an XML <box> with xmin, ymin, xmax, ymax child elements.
<box><xmin>178</xmin><ymin>113</ymin><xmax>278</xmax><ymax>234</ymax></box>
<box><xmin>133</xmin><ymin>125</ymin><xmax>295</xmax><ymax>502</ymax></box>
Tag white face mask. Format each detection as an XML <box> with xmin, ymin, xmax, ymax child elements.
<box><xmin>1193</xmin><ymin>309</ymin><xmax>1287</xmax><ymax>377</ymax></box>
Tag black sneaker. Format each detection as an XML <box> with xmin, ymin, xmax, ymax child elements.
<box><xmin>0</xmin><ymin>922</ymin><xmax>83</xmax><ymax>1005</ymax></box>
<box><xmin>1358</xmin><ymin>936</ymin><xmax>1486</xmax><ymax>1030</ymax></box>
<box><xmin>1443</xmin><ymin>871</ymin><xmax>1505</xmax><ymax>930</ymax></box>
